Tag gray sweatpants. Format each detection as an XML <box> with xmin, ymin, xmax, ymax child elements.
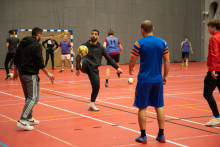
<box><xmin>19</xmin><ymin>74</ymin><xmax>40</xmax><ymax>120</ymax></box>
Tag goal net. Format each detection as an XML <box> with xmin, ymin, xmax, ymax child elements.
<box><xmin>15</xmin><ymin>29</ymin><xmax>73</xmax><ymax>68</ymax></box>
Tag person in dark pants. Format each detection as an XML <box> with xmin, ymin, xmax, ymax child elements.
<box><xmin>13</xmin><ymin>27</ymin><xmax>54</xmax><ymax>131</ymax></box>
<box><xmin>75</xmin><ymin>29</ymin><xmax>122</xmax><ymax>111</ymax></box>
<box><xmin>42</xmin><ymin>35</ymin><xmax>59</xmax><ymax>70</ymax></box>
<box><xmin>4</xmin><ymin>30</ymin><xmax>20</xmax><ymax>80</ymax></box>
<box><xmin>204</xmin><ymin>19</ymin><xmax>220</xmax><ymax>126</ymax></box>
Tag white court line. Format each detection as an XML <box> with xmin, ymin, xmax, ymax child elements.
<box><xmin>170</xmin><ymin>134</ymin><xmax>219</xmax><ymax>141</ymax></box>
<box><xmin>0</xmin><ymin>91</ymin><xmax>187</xmax><ymax>147</ymax></box>
<box><xmin>40</xmin><ymin>88</ymin><xmax>220</xmax><ymax>130</ymax></box>
<box><xmin>113</xmin><ymin>141</ymin><xmax>159</xmax><ymax>147</ymax></box>
<box><xmin>0</xmin><ymin>103</ymin><xmax>24</xmax><ymax>107</ymax></box>
<box><xmin>0</xmin><ymin>114</ymin><xmax>76</xmax><ymax>147</ymax></box>
<box><xmin>40</xmin><ymin>113</ymin><xmax>123</xmax><ymax>122</ymax></box>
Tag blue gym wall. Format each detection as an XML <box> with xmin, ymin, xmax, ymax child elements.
<box><xmin>0</xmin><ymin>0</ymin><xmax>215</xmax><ymax>68</ymax></box>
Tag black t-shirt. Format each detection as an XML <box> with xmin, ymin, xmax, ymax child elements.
<box><xmin>6</xmin><ymin>36</ymin><xmax>20</xmax><ymax>53</ymax></box>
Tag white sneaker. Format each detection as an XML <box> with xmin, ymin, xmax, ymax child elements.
<box><xmin>27</xmin><ymin>118</ymin><xmax>40</xmax><ymax>125</ymax></box>
<box><xmin>205</xmin><ymin>117</ymin><xmax>220</xmax><ymax>126</ymax></box>
<box><xmin>88</xmin><ymin>103</ymin><xmax>99</xmax><ymax>111</ymax></box>
<box><xmin>16</xmin><ymin>120</ymin><xmax>34</xmax><ymax>130</ymax></box>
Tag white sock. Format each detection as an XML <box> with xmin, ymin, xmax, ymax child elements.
<box><xmin>90</xmin><ymin>102</ymin><xmax>94</xmax><ymax>105</ymax></box>
<box><xmin>62</xmin><ymin>69</ymin><xmax>64</xmax><ymax>70</ymax></box>
<box><xmin>186</xmin><ymin>61</ymin><xmax>188</xmax><ymax>65</ymax></box>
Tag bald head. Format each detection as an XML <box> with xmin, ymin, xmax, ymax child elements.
<box><xmin>141</xmin><ymin>20</ymin><xmax>153</xmax><ymax>33</ymax></box>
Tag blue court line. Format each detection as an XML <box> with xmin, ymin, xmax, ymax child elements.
<box><xmin>0</xmin><ymin>142</ymin><xmax>9</xmax><ymax>147</ymax></box>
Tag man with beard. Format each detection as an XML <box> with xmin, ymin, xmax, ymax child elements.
<box><xmin>13</xmin><ymin>27</ymin><xmax>54</xmax><ymax>131</ymax></box>
<box><xmin>75</xmin><ymin>29</ymin><xmax>122</xmax><ymax>111</ymax></box>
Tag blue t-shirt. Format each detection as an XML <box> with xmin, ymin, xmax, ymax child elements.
<box><xmin>181</xmin><ymin>41</ymin><xmax>191</xmax><ymax>52</ymax></box>
<box><xmin>130</xmin><ymin>36</ymin><xmax>169</xmax><ymax>83</ymax></box>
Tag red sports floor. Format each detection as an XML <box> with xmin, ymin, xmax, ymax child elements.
<box><xmin>0</xmin><ymin>62</ymin><xmax>220</xmax><ymax>147</ymax></box>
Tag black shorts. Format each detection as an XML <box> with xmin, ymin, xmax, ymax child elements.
<box><xmin>107</xmin><ymin>54</ymin><xmax>120</xmax><ymax>65</ymax></box>
<box><xmin>182</xmin><ymin>52</ymin><xmax>189</xmax><ymax>58</ymax></box>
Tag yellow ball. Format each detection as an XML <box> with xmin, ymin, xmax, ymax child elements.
<box><xmin>78</xmin><ymin>45</ymin><xmax>89</xmax><ymax>56</ymax></box>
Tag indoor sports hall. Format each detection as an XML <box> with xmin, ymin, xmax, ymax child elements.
<box><xmin>0</xmin><ymin>0</ymin><xmax>220</xmax><ymax>147</ymax></box>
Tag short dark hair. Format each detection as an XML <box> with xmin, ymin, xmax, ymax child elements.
<box><xmin>207</xmin><ymin>19</ymin><xmax>220</xmax><ymax>30</ymax></box>
<box><xmin>9</xmin><ymin>30</ymin><xmax>14</xmax><ymax>35</ymax></box>
<box><xmin>32</xmin><ymin>27</ymin><xmax>43</xmax><ymax>37</ymax></box>
<box><xmin>51</xmin><ymin>35</ymin><xmax>54</xmax><ymax>37</ymax></box>
<box><xmin>91</xmin><ymin>29</ymin><xmax>99</xmax><ymax>36</ymax></box>
<box><xmin>108</xmin><ymin>28</ymin><xmax>114</xmax><ymax>36</ymax></box>
<box><xmin>141</xmin><ymin>20</ymin><xmax>153</xmax><ymax>33</ymax></box>
<box><xmin>185</xmin><ymin>37</ymin><xmax>189</xmax><ymax>39</ymax></box>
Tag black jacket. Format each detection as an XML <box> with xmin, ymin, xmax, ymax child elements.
<box><xmin>82</xmin><ymin>40</ymin><xmax>119</xmax><ymax>69</ymax></box>
<box><xmin>14</xmin><ymin>36</ymin><xmax>45</xmax><ymax>75</ymax></box>
<box><xmin>42</xmin><ymin>39</ymin><xmax>59</xmax><ymax>52</ymax></box>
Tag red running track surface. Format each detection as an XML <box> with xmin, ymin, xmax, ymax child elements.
<box><xmin>0</xmin><ymin>62</ymin><xmax>220</xmax><ymax>147</ymax></box>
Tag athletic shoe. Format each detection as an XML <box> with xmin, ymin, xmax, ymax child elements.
<box><xmin>116</xmin><ymin>72</ymin><xmax>120</xmax><ymax>78</ymax></box>
<box><xmin>5</xmin><ymin>74</ymin><xmax>11</xmax><ymax>80</ymax></box>
<box><xmin>76</xmin><ymin>54</ymin><xmax>82</xmax><ymax>70</ymax></box>
<box><xmin>52</xmin><ymin>68</ymin><xmax>56</xmax><ymax>70</ymax></box>
<box><xmin>71</xmin><ymin>69</ymin><xmax>74</xmax><ymax>72</ymax></box>
<box><xmin>88</xmin><ymin>103</ymin><xmax>99</xmax><ymax>111</ymax></box>
<box><xmin>156</xmin><ymin>135</ymin><xmax>166</xmax><ymax>143</ymax></box>
<box><xmin>205</xmin><ymin>117</ymin><xmax>220</xmax><ymax>126</ymax></box>
<box><xmin>135</xmin><ymin>136</ymin><xmax>147</xmax><ymax>144</ymax></box>
<box><xmin>182</xmin><ymin>63</ymin><xmax>184</xmax><ymax>66</ymax></box>
<box><xmin>186</xmin><ymin>64</ymin><xmax>188</xmax><ymax>67</ymax></box>
<box><xmin>16</xmin><ymin>120</ymin><xmax>34</xmax><ymax>131</ymax></box>
<box><xmin>27</xmin><ymin>118</ymin><xmax>40</xmax><ymax>125</ymax></box>
<box><xmin>105</xmin><ymin>83</ymin><xmax>108</xmax><ymax>87</ymax></box>
<box><xmin>59</xmin><ymin>69</ymin><xmax>64</xmax><ymax>72</ymax></box>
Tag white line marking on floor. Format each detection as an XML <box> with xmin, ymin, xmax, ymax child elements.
<box><xmin>0</xmin><ymin>91</ymin><xmax>187</xmax><ymax>147</ymax></box>
<box><xmin>0</xmin><ymin>113</ymin><xmax>76</xmax><ymax>147</ymax></box>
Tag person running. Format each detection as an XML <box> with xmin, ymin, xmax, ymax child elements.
<box><xmin>4</xmin><ymin>30</ymin><xmax>20</xmax><ymax>80</ymax></box>
<box><xmin>103</xmin><ymin>29</ymin><xmax>123</xmax><ymax>87</ymax></box>
<box><xmin>42</xmin><ymin>35</ymin><xmax>59</xmax><ymax>70</ymax></box>
<box><xmin>55</xmin><ymin>34</ymin><xmax>75</xmax><ymax>72</ymax></box>
<box><xmin>180</xmin><ymin>37</ymin><xmax>193</xmax><ymax>66</ymax></box>
<box><xmin>13</xmin><ymin>27</ymin><xmax>54</xmax><ymax>131</ymax></box>
<box><xmin>129</xmin><ymin>20</ymin><xmax>170</xmax><ymax>144</ymax></box>
<box><xmin>75</xmin><ymin>29</ymin><xmax>122</xmax><ymax>111</ymax></box>
<box><xmin>203</xmin><ymin>19</ymin><xmax>220</xmax><ymax>126</ymax></box>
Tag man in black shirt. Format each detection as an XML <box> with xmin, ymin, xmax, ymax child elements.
<box><xmin>42</xmin><ymin>35</ymin><xmax>59</xmax><ymax>70</ymax></box>
<box><xmin>76</xmin><ymin>29</ymin><xmax>122</xmax><ymax>111</ymax></box>
<box><xmin>5</xmin><ymin>30</ymin><xmax>20</xmax><ymax>80</ymax></box>
<box><xmin>13</xmin><ymin>27</ymin><xmax>54</xmax><ymax>131</ymax></box>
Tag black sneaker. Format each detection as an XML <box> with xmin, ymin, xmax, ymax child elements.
<box><xmin>116</xmin><ymin>72</ymin><xmax>120</xmax><ymax>78</ymax></box>
<box><xmin>105</xmin><ymin>83</ymin><xmax>108</xmax><ymax>87</ymax></box>
<box><xmin>52</xmin><ymin>68</ymin><xmax>55</xmax><ymax>70</ymax></box>
<box><xmin>71</xmin><ymin>69</ymin><xmax>74</xmax><ymax>72</ymax></box>
<box><xmin>59</xmin><ymin>69</ymin><xmax>64</xmax><ymax>72</ymax></box>
<box><xmin>76</xmin><ymin>55</ymin><xmax>82</xmax><ymax>70</ymax></box>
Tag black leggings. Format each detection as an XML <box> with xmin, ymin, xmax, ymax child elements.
<box><xmin>203</xmin><ymin>71</ymin><xmax>220</xmax><ymax>117</ymax></box>
<box><xmin>45</xmin><ymin>50</ymin><xmax>54</xmax><ymax>68</ymax></box>
<box><xmin>81</xmin><ymin>60</ymin><xmax>100</xmax><ymax>102</ymax></box>
<box><xmin>4</xmin><ymin>53</ymin><xmax>15</xmax><ymax>74</ymax></box>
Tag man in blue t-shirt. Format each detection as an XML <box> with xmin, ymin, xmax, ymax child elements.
<box><xmin>180</xmin><ymin>37</ymin><xmax>193</xmax><ymax>66</ymax></box>
<box><xmin>129</xmin><ymin>20</ymin><xmax>170</xmax><ymax>144</ymax></box>
<box><xmin>103</xmin><ymin>29</ymin><xmax>123</xmax><ymax>87</ymax></box>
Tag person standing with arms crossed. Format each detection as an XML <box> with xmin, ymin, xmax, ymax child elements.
<box><xmin>4</xmin><ymin>30</ymin><xmax>20</xmax><ymax>80</ymax></box>
<box><xmin>55</xmin><ymin>34</ymin><xmax>75</xmax><ymax>72</ymax></box>
<box><xmin>180</xmin><ymin>37</ymin><xmax>193</xmax><ymax>66</ymax></box>
<box><xmin>103</xmin><ymin>29</ymin><xmax>123</xmax><ymax>87</ymax></box>
<box><xmin>42</xmin><ymin>35</ymin><xmax>59</xmax><ymax>70</ymax></box>
<box><xmin>13</xmin><ymin>27</ymin><xmax>54</xmax><ymax>130</ymax></box>
<box><xmin>129</xmin><ymin>20</ymin><xmax>170</xmax><ymax>144</ymax></box>
<box><xmin>203</xmin><ymin>19</ymin><xmax>220</xmax><ymax>126</ymax></box>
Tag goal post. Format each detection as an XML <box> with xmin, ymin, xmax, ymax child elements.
<box><xmin>14</xmin><ymin>29</ymin><xmax>74</xmax><ymax>68</ymax></box>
